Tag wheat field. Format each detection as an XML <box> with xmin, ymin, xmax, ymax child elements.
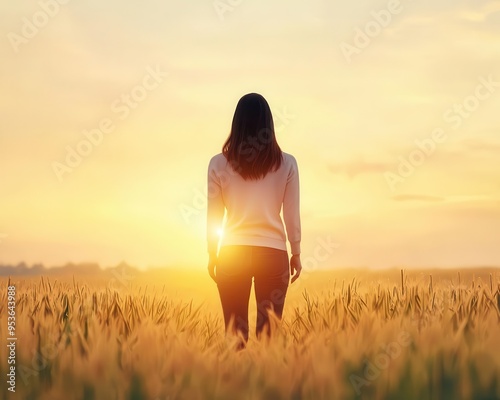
<box><xmin>1</xmin><ymin>268</ymin><xmax>499</xmax><ymax>400</ymax></box>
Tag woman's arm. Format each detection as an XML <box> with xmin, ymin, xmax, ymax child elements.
<box><xmin>207</xmin><ymin>158</ymin><xmax>225</xmax><ymax>258</ymax></box>
<box><xmin>283</xmin><ymin>155</ymin><xmax>301</xmax><ymax>256</ymax></box>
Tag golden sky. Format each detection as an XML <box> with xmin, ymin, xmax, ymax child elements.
<box><xmin>1</xmin><ymin>0</ymin><xmax>499</xmax><ymax>269</ymax></box>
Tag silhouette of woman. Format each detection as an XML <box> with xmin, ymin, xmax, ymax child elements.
<box><xmin>207</xmin><ymin>93</ymin><xmax>302</xmax><ymax>349</ymax></box>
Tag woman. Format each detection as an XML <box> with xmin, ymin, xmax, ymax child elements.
<box><xmin>207</xmin><ymin>93</ymin><xmax>302</xmax><ymax>348</ymax></box>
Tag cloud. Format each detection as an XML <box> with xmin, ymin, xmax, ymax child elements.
<box><xmin>457</xmin><ymin>2</ymin><xmax>500</xmax><ymax>22</ymax></box>
<box><xmin>392</xmin><ymin>194</ymin><xmax>445</xmax><ymax>202</ymax></box>
<box><xmin>392</xmin><ymin>194</ymin><xmax>497</xmax><ymax>204</ymax></box>
<box><xmin>328</xmin><ymin>159</ymin><xmax>393</xmax><ymax>178</ymax></box>
<box><xmin>461</xmin><ymin>138</ymin><xmax>500</xmax><ymax>152</ymax></box>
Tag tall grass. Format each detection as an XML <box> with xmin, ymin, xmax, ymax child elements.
<box><xmin>1</xmin><ymin>269</ymin><xmax>499</xmax><ymax>400</ymax></box>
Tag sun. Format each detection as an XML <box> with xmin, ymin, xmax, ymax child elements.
<box><xmin>217</xmin><ymin>228</ymin><xmax>224</xmax><ymax>238</ymax></box>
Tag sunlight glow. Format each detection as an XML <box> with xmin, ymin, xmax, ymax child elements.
<box><xmin>1</xmin><ymin>1</ymin><xmax>499</xmax><ymax>269</ymax></box>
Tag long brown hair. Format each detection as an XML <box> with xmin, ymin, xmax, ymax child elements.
<box><xmin>222</xmin><ymin>93</ymin><xmax>283</xmax><ymax>180</ymax></box>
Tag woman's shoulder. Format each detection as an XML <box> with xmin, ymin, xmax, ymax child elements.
<box><xmin>208</xmin><ymin>153</ymin><xmax>225</xmax><ymax>167</ymax></box>
<box><xmin>281</xmin><ymin>152</ymin><xmax>298</xmax><ymax>167</ymax></box>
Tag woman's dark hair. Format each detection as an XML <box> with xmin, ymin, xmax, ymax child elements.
<box><xmin>222</xmin><ymin>93</ymin><xmax>283</xmax><ymax>180</ymax></box>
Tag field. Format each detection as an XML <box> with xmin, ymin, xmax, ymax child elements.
<box><xmin>1</xmin><ymin>268</ymin><xmax>500</xmax><ymax>400</ymax></box>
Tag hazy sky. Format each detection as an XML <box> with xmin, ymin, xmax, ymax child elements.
<box><xmin>1</xmin><ymin>0</ymin><xmax>499</xmax><ymax>269</ymax></box>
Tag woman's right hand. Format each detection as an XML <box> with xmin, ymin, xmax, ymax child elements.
<box><xmin>290</xmin><ymin>254</ymin><xmax>302</xmax><ymax>284</ymax></box>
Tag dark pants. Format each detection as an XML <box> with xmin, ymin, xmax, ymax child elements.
<box><xmin>216</xmin><ymin>245</ymin><xmax>290</xmax><ymax>346</ymax></box>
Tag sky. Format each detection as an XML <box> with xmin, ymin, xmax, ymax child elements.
<box><xmin>0</xmin><ymin>0</ymin><xmax>499</xmax><ymax>269</ymax></box>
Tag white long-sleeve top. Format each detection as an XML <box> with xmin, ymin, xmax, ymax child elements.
<box><xmin>207</xmin><ymin>152</ymin><xmax>301</xmax><ymax>256</ymax></box>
